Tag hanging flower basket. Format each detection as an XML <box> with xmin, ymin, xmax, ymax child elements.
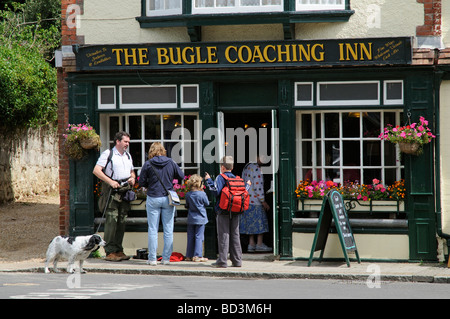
<box><xmin>379</xmin><ymin>116</ymin><xmax>435</xmax><ymax>156</ymax></box>
<box><xmin>63</xmin><ymin>123</ymin><xmax>101</xmax><ymax>160</ymax></box>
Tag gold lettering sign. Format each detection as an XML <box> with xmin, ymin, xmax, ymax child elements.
<box><xmin>78</xmin><ymin>38</ymin><xmax>411</xmax><ymax>71</ymax></box>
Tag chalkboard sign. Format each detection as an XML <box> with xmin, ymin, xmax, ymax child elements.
<box><xmin>308</xmin><ymin>190</ymin><xmax>360</xmax><ymax>267</ymax></box>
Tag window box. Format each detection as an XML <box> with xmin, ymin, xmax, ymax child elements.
<box><xmin>298</xmin><ymin>198</ymin><xmax>404</xmax><ymax>213</ymax></box>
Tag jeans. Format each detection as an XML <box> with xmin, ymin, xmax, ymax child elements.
<box><xmin>186</xmin><ymin>224</ymin><xmax>205</xmax><ymax>258</ymax></box>
<box><xmin>146</xmin><ymin>196</ymin><xmax>175</xmax><ymax>262</ymax></box>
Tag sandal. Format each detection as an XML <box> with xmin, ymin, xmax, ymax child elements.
<box><xmin>192</xmin><ymin>256</ymin><xmax>208</xmax><ymax>262</ymax></box>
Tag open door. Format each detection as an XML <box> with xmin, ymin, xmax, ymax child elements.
<box><xmin>217</xmin><ymin>111</ymin><xmax>225</xmax><ymax>171</ymax></box>
<box><xmin>271</xmin><ymin>109</ymin><xmax>279</xmax><ymax>255</ymax></box>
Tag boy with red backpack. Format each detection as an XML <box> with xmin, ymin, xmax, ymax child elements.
<box><xmin>205</xmin><ymin>156</ymin><xmax>251</xmax><ymax>268</ymax></box>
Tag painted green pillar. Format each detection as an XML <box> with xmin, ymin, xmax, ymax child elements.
<box><xmin>68</xmin><ymin>81</ymin><xmax>97</xmax><ymax>236</ymax></box>
<box><xmin>277</xmin><ymin>80</ymin><xmax>295</xmax><ymax>257</ymax></box>
<box><xmin>405</xmin><ymin>74</ymin><xmax>437</xmax><ymax>261</ymax></box>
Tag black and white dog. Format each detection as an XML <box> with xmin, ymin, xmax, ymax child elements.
<box><xmin>44</xmin><ymin>234</ymin><xmax>105</xmax><ymax>274</ymax></box>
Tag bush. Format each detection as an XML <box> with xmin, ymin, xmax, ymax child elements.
<box><xmin>0</xmin><ymin>0</ymin><xmax>59</xmax><ymax>129</ymax></box>
<box><xmin>0</xmin><ymin>43</ymin><xmax>57</xmax><ymax>128</ymax></box>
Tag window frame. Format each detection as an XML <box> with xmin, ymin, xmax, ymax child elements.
<box><xmin>99</xmin><ymin>112</ymin><xmax>201</xmax><ymax>175</ymax></box>
<box><xmin>296</xmin><ymin>110</ymin><xmax>404</xmax><ymax>186</ymax></box>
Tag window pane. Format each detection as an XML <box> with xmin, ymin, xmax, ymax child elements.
<box><xmin>363</xmin><ymin>169</ymin><xmax>381</xmax><ymax>185</ymax></box>
<box><xmin>343</xmin><ymin>141</ymin><xmax>360</xmax><ymax>166</ymax></box>
<box><xmin>297</xmin><ymin>84</ymin><xmax>312</xmax><ymax>102</ymax></box>
<box><xmin>129</xmin><ymin>116</ymin><xmax>142</xmax><ymax>140</ymax></box>
<box><xmin>183</xmin><ymin>86</ymin><xmax>198</xmax><ymax>104</ymax></box>
<box><xmin>342</xmin><ymin>113</ymin><xmax>360</xmax><ymax>138</ymax></box>
<box><xmin>343</xmin><ymin>168</ymin><xmax>360</xmax><ymax>184</ymax></box>
<box><xmin>363</xmin><ymin>112</ymin><xmax>381</xmax><ymax>138</ymax></box>
<box><xmin>319</xmin><ymin>83</ymin><xmax>378</xmax><ymax>101</ymax></box>
<box><xmin>109</xmin><ymin>117</ymin><xmax>119</xmax><ymax>140</ymax></box>
<box><xmin>163</xmin><ymin>115</ymin><xmax>182</xmax><ymax>139</ymax></box>
<box><xmin>324</xmin><ymin>113</ymin><xmax>339</xmax><ymax>138</ymax></box>
<box><xmin>364</xmin><ymin>141</ymin><xmax>381</xmax><ymax>166</ymax></box>
<box><xmin>301</xmin><ymin>114</ymin><xmax>312</xmax><ymax>138</ymax></box>
<box><xmin>384</xmin><ymin>141</ymin><xmax>397</xmax><ymax>166</ymax></box>
<box><xmin>184</xmin><ymin>115</ymin><xmax>197</xmax><ymax>138</ymax></box>
<box><xmin>325</xmin><ymin>141</ymin><xmax>340</xmax><ymax>166</ymax></box>
<box><xmin>100</xmin><ymin>87</ymin><xmax>115</xmax><ymax>105</ymax></box>
<box><xmin>386</xmin><ymin>82</ymin><xmax>402</xmax><ymax>100</ymax></box>
<box><xmin>302</xmin><ymin>141</ymin><xmax>312</xmax><ymax>166</ymax></box>
<box><xmin>122</xmin><ymin>87</ymin><xmax>176</xmax><ymax>104</ymax></box>
<box><xmin>129</xmin><ymin>142</ymin><xmax>142</xmax><ymax>168</ymax></box>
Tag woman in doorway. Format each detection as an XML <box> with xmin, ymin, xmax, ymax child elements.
<box><xmin>139</xmin><ymin>142</ymin><xmax>184</xmax><ymax>265</ymax></box>
<box><xmin>240</xmin><ymin>157</ymin><xmax>272</xmax><ymax>253</ymax></box>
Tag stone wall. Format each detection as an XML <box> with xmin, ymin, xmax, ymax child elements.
<box><xmin>0</xmin><ymin>126</ymin><xmax>59</xmax><ymax>203</ymax></box>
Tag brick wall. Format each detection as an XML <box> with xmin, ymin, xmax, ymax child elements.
<box><xmin>58</xmin><ymin>0</ymin><xmax>84</xmax><ymax>235</ymax></box>
<box><xmin>417</xmin><ymin>0</ymin><xmax>442</xmax><ymax>37</ymax></box>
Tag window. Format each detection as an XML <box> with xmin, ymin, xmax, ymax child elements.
<box><xmin>146</xmin><ymin>0</ymin><xmax>182</xmax><ymax>16</ymax></box>
<box><xmin>296</xmin><ymin>0</ymin><xmax>345</xmax><ymax>11</ymax></box>
<box><xmin>317</xmin><ymin>81</ymin><xmax>380</xmax><ymax>106</ymax></box>
<box><xmin>295</xmin><ymin>82</ymin><xmax>313</xmax><ymax>106</ymax></box>
<box><xmin>98</xmin><ymin>86</ymin><xmax>116</xmax><ymax>110</ymax></box>
<box><xmin>296</xmin><ymin>110</ymin><xmax>404</xmax><ymax>186</ymax></box>
<box><xmin>120</xmin><ymin>85</ymin><xmax>177</xmax><ymax>109</ymax></box>
<box><xmin>384</xmin><ymin>80</ymin><xmax>403</xmax><ymax>105</ymax></box>
<box><xmin>99</xmin><ymin>113</ymin><xmax>200</xmax><ymax>177</ymax></box>
<box><xmin>98</xmin><ymin>84</ymin><xmax>199</xmax><ymax>110</ymax></box>
<box><xmin>192</xmin><ymin>0</ymin><xmax>283</xmax><ymax>14</ymax></box>
<box><xmin>295</xmin><ymin>80</ymin><xmax>403</xmax><ymax>107</ymax></box>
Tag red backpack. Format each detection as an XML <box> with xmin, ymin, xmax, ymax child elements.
<box><xmin>218</xmin><ymin>173</ymin><xmax>250</xmax><ymax>214</ymax></box>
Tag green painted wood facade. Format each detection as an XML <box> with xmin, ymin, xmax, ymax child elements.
<box><xmin>67</xmin><ymin>62</ymin><xmax>439</xmax><ymax>261</ymax></box>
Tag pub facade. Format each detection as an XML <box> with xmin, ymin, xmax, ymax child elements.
<box><xmin>58</xmin><ymin>0</ymin><xmax>450</xmax><ymax>262</ymax></box>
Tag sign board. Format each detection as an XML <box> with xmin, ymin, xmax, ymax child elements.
<box><xmin>308</xmin><ymin>190</ymin><xmax>360</xmax><ymax>267</ymax></box>
<box><xmin>75</xmin><ymin>37</ymin><xmax>412</xmax><ymax>71</ymax></box>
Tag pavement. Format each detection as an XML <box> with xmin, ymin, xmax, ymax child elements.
<box><xmin>1</xmin><ymin>254</ymin><xmax>449</xmax><ymax>284</ymax></box>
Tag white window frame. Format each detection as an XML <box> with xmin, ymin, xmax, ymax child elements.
<box><xmin>317</xmin><ymin>81</ymin><xmax>380</xmax><ymax>106</ymax></box>
<box><xmin>119</xmin><ymin>85</ymin><xmax>178</xmax><ymax>109</ymax></box>
<box><xmin>181</xmin><ymin>84</ymin><xmax>200</xmax><ymax>108</ymax></box>
<box><xmin>99</xmin><ymin>113</ymin><xmax>201</xmax><ymax>175</ymax></box>
<box><xmin>146</xmin><ymin>0</ymin><xmax>182</xmax><ymax>16</ymax></box>
<box><xmin>294</xmin><ymin>82</ymin><xmax>314</xmax><ymax>106</ymax></box>
<box><xmin>296</xmin><ymin>110</ymin><xmax>404</xmax><ymax>185</ymax></box>
<box><xmin>383</xmin><ymin>80</ymin><xmax>404</xmax><ymax>105</ymax></box>
<box><xmin>98</xmin><ymin>86</ymin><xmax>116</xmax><ymax>110</ymax></box>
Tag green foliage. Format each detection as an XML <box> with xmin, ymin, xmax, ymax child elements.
<box><xmin>0</xmin><ymin>0</ymin><xmax>60</xmax><ymax>129</ymax></box>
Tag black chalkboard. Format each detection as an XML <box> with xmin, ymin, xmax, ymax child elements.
<box><xmin>308</xmin><ymin>190</ymin><xmax>360</xmax><ymax>267</ymax></box>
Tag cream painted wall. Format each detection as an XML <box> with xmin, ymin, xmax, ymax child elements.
<box><xmin>78</xmin><ymin>0</ymin><xmax>424</xmax><ymax>45</ymax></box>
<box><xmin>296</xmin><ymin>0</ymin><xmax>423</xmax><ymax>41</ymax></box>
<box><xmin>293</xmin><ymin>233</ymin><xmax>410</xmax><ymax>260</ymax></box>
<box><xmin>440</xmin><ymin>81</ymin><xmax>450</xmax><ymax>236</ymax></box>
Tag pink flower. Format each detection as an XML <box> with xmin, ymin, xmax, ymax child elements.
<box><xmin>372</xmin><ymin>178</ymin><xmax>380</xmax><ymax>185</ymax></box>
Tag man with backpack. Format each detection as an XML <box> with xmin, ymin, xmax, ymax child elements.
<box><xmin>93</xmin><ymin>131</ymin><xmax>136</xmax><ymax>262</ymax></box>
<box><xmin>205</xmin><ymin>156</ymin><xmax>251</xmax><ymax>268</ymax></box>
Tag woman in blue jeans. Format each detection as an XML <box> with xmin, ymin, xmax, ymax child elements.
<box><xmin>139</xmin><ymin>142</ymin><xmax>184</xmax><ymax>265</ymax></box>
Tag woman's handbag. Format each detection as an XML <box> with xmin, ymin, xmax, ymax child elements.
<box><xmin>150</xmin><ymin>163</ymin><xmax>180</xmax><ymax>206</ymax></box>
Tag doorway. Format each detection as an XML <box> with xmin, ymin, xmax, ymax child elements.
<box><xmin>222</xmin><ymin>111</ymin><xmax>277</xmax><ymax>252</ymax></box>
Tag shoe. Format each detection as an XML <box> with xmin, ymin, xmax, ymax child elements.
<box><xmin>185</xmin><ymin>257</ymin><xmax>193</xmax><ymax>261</ymax></box>
<box><xmin>161</xmin><ymin>260</ymin><xmax>170</xmax><ymax>265</ymax></box>
<box><xmin>117</xmin><ymin>252</ymin><xmax>131</xmax><ymax>261</ymax></box>
<box><xmin>193</xmin><ymin>256</ymin><xmax>208</xmax><ymax>262</ymax></box>
<box><xmin>231</xmin><ymin>264</ymin><xmax>242</xmax><ymax>267</ymax></box>
<box><xmin>146</xmin><ymin>260</ymin><xmax>157</xmax><ymax>266</ymax></box>
<box><xmin>255</xmin><ymin>243</ymin><xmax>272</xmax><ymax>252</ymax></box>
<box><xmin>247</xmin><ymin>245</ymin><xmax>256</xmax><ymax>253</ymax></box>
<box><xmin>105</xmin><ymin>252</ymin><xmax>122</xmax><ymax>262</ymax></box>
<box><xmin>211</xmin><ymin>262</ymin><xmax>227</xmax><ymax>268</ymax></box>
